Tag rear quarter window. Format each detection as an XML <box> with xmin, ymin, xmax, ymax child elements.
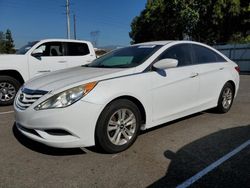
<box><xmin>66</xmin><ymin>42</ymin><xmax>90</xmax><ymax>56</ymax></box>
<box><xmin>192</xmin><ymin>44</ymin><xmax>226</xmax><ymax>64</ymax></box>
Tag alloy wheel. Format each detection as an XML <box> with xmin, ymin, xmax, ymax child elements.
<box><xmin>0</xmin><ymin>82</ymin><xmax>16</xmax><ymax>102</ymax></box>
<box><xmin>107</xmin><ymin>108</ymin><xmax>136</xmax><ymax>146</ymax></box>
<box><xmin>222</xmin><ymin>87</ymin><xmax>233</xmax><ymax>109</ymax></box>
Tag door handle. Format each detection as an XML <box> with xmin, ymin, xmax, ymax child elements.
<box><xmin>58</xmin><ymin>60</ymin><xmax>67</xmax><ymax>63</ymax></box>
<box><xmin>219</xmin><ymin>67</ymin><xmax>225</xmax><ymax>70</ymax></box>
<box><xmin>190</xmin><ymin>73</ymin><xmax>199</xmax><ymax>78</ymax></box>
<box><xmin>38</xmin><ymin>70</ymin><xmax>51</xmax><ymax>73</ymax></box>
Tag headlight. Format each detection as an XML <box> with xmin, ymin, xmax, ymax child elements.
<box><xmin>35</xmin><ymin>82</ymin><xmax>97</xmax><ymax>110</ymax></box>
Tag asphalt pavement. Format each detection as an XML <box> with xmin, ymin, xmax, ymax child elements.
<box><xmin>0</xmin><ymin>75</ymin><xmax>249</xmax><ymax>188</ymax></box>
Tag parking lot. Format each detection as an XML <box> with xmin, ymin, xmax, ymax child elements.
<box><xmin>0</xmin><ymin>75</ymin><xmax>249</xmax><ymax>188</ymax></box>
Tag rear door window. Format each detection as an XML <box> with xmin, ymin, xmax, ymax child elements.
<box><xmin>65</xmin><ymin>42</ymin><xmax>90</xmax><ymax>56</ymax></box>
<box><xmin>192</xmin><ymin>44</ymin><xmax>226</xmax><ymax>64</ymax></box>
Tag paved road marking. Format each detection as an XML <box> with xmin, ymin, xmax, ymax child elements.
<box><xmin>0</xmin><ymin>111</ymin><xmax>14</xmax><ymax>115</ymax></box>
<box><xmin>177</xmin><ymin>139</ymin><xmax>250</xmax><ymax>188</ymax></box>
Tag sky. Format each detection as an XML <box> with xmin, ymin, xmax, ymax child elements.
<box><xmin>0</xmin><ymin>0</ymin><xmax>147</xmax><ymax>48</ymax></box>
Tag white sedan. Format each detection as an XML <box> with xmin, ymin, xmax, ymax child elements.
<box><xmin>14</xmin><ymin>41</ymin><xmax>240</xmax><ymax>153</ymax></box>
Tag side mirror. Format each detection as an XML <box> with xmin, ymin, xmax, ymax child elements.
<box><xmin>153</xmin><ymin>58</ymin><xmax>178</xmax><ymax>70</ymax></box>
<box><xmin>31</xmin><ymin>48</ymin><xmax>43</xmax><ymax>57</ymax></box>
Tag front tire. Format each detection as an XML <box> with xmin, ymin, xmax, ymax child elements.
<box><xmin>215</xmin><ymin>82</ymin><xmax>234</xmax><ymax>113</ymax></box>
<box><xmin>0</xmin><ymin>76</ymin><xmax>21</xmax><ymax>106</ymax></box>
<box><xmin>95</xmin><ymin>99</ymin><xmax>141</xmax><ymax>153</ymax></box>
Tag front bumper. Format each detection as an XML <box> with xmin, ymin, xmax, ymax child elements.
<box><xmin>14</xmin><ymin>99</ymin><xmax>103</xmax><ymax>148</ymax></box>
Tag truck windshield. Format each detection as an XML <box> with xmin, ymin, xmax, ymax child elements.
<box><xmin>16</xmin><ymin>41</ymin><xmax>39</xmax><ymax>54</ymax></box>
<box><xmin>87</xmin><ymin>45</ymin><xmax>162</xmax><ymax>68</ymax></box>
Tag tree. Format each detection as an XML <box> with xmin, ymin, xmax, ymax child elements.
<box><xmin>130</xmin><ymin>0</ymin><xmax>186</xmax><ymax>43</ymax></box>
<box><xmin>0</xmin><ymin>31</ymin><xmax>5</xmax><ymax>53</ymax></box>
<box><xmin>5</xmin><ymin>29</ymin><xmax>15</xmax><ymax>54</ymax></box>
<box><xmin>193</xmin><ymin>0</ymin><xmax>250</xmax><ymax>44</ymax></box>
<box><xmin>0</xmin><ymin>29</ymin><xmax>15</xmax><ymax>54</ymax></box>
<box><xmin>130</xmin><ymin>0</ymin><xmax>250</xmax><ymax>44</ymax></box>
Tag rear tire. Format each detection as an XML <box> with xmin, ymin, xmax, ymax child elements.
<box><xmin>0</xmin><ymin>76</ymin><xmax>21</xmax><ymax>106</ymax></box>
<box><xmin>214</xmin><ymin>82</ymin><xmax>234</xmax><ymax>113</ymax></box>
<box><xmin>95</xmin><ymin>99</ymin><xmax>141</xmax><ymax>153</ymax></box>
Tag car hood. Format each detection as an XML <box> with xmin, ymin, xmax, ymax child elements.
<box><xmin>0</xmin><ymin>54</ymin><xmax>24</xmax><ymax>57</ymax></box>
<box><xmin>0</xmin><ymin>54</ymin><xmax>25</xmax><ymax>61</ymax></box>
<box><xmin>24</xmin><ymin>66</ymin><xmax>135</xmax><ymax>92</ymax></box>
<box><xmin>0</xmin><ymin>54</ymin><xmax>27</xmax><ymax>69</ymax></box>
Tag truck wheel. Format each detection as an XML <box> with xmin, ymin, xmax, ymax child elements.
<box><xmin>0</xmin><ymin>76</ymin><xmax>21</xmax><ymax>106</ymax></box>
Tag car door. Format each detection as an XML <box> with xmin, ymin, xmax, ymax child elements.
<box><xmin>28</xmin><ymin>42</ymin><xmax>68</xmax><ymax>78</ymax></box>
<box><xmin>191</xmin><ymin>44</ymin><xmax>228</xmax><ymax>106</ymax></box>
<box><xmin>64</xmin><ymin>42</ymin><xmax>95</xmax><ymax>67</ymax></box>
<box><xmin>151</xmin><ymin>43</ymin><xmax>199</xmax><ymax>124</ymax></box>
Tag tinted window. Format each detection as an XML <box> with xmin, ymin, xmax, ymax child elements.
<box><xmin>158</xmin><ymin>44</ymin><xmax>192</xmax><ymax>67</ymax></box>
<box><xmin>66</xmin><ymin>42</ymin><xmax>90</xmax><ymax>56</ymax></box>
<box><xmin>192</xmin><ymin>44</ymin><xmax>226</xmax><ymax>64</ymax></box>
<box><xmin>88</xmin><ymin>45</ymin><xmax>162</xmax><ymax>68</ymax></box>
<box><xmin>35</xmin><ymin>42</ymin><xmax>63</xmax><ymax>56</ymax></box>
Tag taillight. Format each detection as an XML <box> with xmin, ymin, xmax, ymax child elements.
<box><xmin>235</xmin><ymin>66</ymin><xmax>240</xmax><ymax>73</ymax></box>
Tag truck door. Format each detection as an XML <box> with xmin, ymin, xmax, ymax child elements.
<box><xmin>28</xmin><ymin>42</ymin><xmax>68</xmax><ymax>78</ymax></box>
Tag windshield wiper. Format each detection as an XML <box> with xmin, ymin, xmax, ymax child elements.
<box><xmin>84</xmin><ymin>64</ymin><xmax>132</xmax><ymax>68</ymax></box>
<box><xmin>110</xmin><ymin>64</ymin><xmax>135</xmax><ymax>68</ymax></box>
<box><xmin>87</xmin><ymin>64</ymin><xmax>112</xmax><ymax>68</ymax></box>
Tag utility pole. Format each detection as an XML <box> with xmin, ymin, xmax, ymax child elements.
<box><xmin>73</xmin><ymin>14</ymin><xmax>76</xmax><ymax>39</ymax></box>
<box><xmin>66</xmin><ymin>0</ymin><xmax>71</xmax><ymax>39</ymax></box>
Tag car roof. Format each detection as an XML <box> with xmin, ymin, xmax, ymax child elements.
<box><xmin>134</xmin><ymin>40</ymin><xmax>217</xmax><ymax>46</ymax></box>
<box><xmin>135</xmin><ymin>41</ymin><xmax>174</xmax><ymax>46</ymax></box>
<box><xmin>39</xmin><ymin>38</ymin><xmax>91</xmax><ymax>44</ymax></box>
<box><xmin>134</xmin><ymin>40</ymin><xmax>231</xmax><ymax>62</ymax></box>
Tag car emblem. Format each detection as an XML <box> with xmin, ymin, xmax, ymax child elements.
<box><xmin>19</xmin><ymin>93</ymin><xmax>25</xmax><ymax>102</ymax></box>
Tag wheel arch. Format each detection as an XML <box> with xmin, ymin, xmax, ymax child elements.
<box><xmin>111</xmin><ymin>95</ymin><xmax>146</xmax><ymax>125</ymax></box>
<box><xmin>226</xmin><ymin>80</ymin><xmax>236</xmax><ymax>96</ymax></box>
<box><xmin>0</xmin><ymin>70</ymin><xmax>25</xmax><ymax>85</ymax></box>
<box><xmin>96</xmin><ymin>95</ymin><xmax>147</xmax><ymax>128</ymax></box>
<box><xmin>217</xmin><ymin>80</ymin><xmax>236</xmax><ymax>103</ymax></box>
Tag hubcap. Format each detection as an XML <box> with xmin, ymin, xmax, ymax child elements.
<box><xmin>0</xmin><ymin>82</ymin><xmax>16</xmax><ymax>102</ymax></box>
<box><xmin>222</xmin><ymin>87</ymin><xmax>232</xmax><ymax>109</ymax></box>
<box><xmin>107</xmin><ymin>109</ymin><xmax>136</xmax><ymax>146</ymax></box>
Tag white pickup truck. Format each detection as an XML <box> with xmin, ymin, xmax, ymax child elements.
<box><xmin>0</xmin><ymin>39</ymin><xmax>96</xmax><ymax>105</ymax></box>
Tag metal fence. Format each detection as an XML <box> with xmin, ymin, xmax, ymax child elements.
<box><xmin>214</xmin><ymin>43</ymin><xmax>250</xmax><ymax>72</ymax></box>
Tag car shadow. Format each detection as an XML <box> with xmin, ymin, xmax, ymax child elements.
<box><xmin>12</xmin><ymin>124</ymin><xmax>86</xmax><ymax>156</ymax></box>
<box><xmin>148</xmin><ymin>124</ymin><xmax>250</xmax><ymax>188</ymax></box>
<box><xmin>141</xmin><ymin>112</ymin><xmax>204</xmax><ymax>134</ymax></box>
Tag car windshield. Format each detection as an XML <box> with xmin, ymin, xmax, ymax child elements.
<box><xmin>87</xmin><ymin>45</ymin><xmax>162</xmax><ymax>68</ymax></box>
<box><xmin>16</xmin><ymin>41</ymin><xmax>39</xmax><ymax>54</ymax></box>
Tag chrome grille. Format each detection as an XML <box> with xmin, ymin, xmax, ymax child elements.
<box><xmin>16</xmin><ymin>88</ymin><xmax>48</xmax><ymax>110</ymax></box>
